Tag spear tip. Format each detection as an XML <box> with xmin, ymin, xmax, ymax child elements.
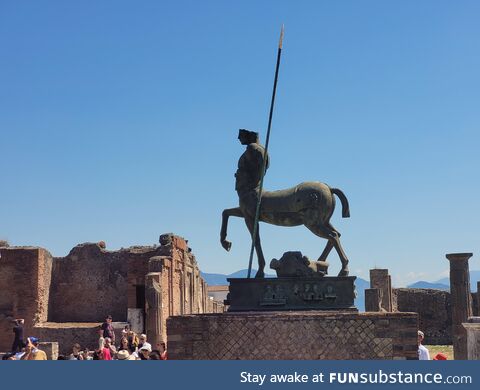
<box><xmin>279</xmin><ymin>24</ymin><xmax>285</xmax><ymax>49</ymax></box>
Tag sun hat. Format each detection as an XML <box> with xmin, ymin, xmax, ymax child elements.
<box><xmin>433</xmin><ymin>353</ymin><xmax>447</xmax><ymax>360</ymax></box>
<box><xmin>116</xmin><ymin>350</ymin><xmax>130</xmax><ymax>360</ymax></box>
<box><xmin>139</xmin><ymin>345</ymin><xmax>152</xmax><ymax>352</ymax></box>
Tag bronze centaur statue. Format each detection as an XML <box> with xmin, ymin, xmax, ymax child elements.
<box><xmin>220</xmin><ymin>129</ymin><xmax>350</xmax><ymax>278</ymax></box>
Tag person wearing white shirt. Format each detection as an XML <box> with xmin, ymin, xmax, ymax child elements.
<box><xmin>418</xmin><ymin>330</ymin><xmax>430</xmax><ymax>360</ymax></box>
<box><xmin>137</xmin><ymin>334</ymin><xmax>152</xmax><ymax>352</ymax></box>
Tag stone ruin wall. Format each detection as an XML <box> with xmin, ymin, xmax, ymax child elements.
<box><xmin>366</xmin><ymin>269</ymin><xmax>479</xmax><ymax>346</ymax></box>
<box><xmin>392</xmin><ymin>288</ymin><xmax>478</xmax><ymax>345</ymax></box>
<box><xmin>0</xmin><ymin>235</ymin><xmax>223</xmax><ymax>353</ymax></box>
<box><xmin>168</xmin><ymin>312</ymin><xmax>419</xmax><ymax>360</ymax></box>
<box><xmin>146</xmin><ymin>235</ymin><xmax>216</xmax><ymax>342</ymax></box>
<box><xmin>0</xmin><ymin>247</ymin><xmax>52</xmax><ymax>351</ymax></box>
<box><xmin>49</xmin><ymin>243</ymin><xmax>131</xmax><ymax>322</ymax></box>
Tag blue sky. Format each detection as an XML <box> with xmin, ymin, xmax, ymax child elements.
<box><xmin>1</xmin><ymin>1</ymin><xmax>479</xmax><ymax>286</ymax></box>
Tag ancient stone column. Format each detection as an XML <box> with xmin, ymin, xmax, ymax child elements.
<box><xmin>446</xmin><ymin>252</ymin><xmax>473</xmax><ymax>360</ymax></box>
<box><xmin>145</xmin><ymin>272</ymin><xmax>163</xmax><ymax>350</ymax></box>
<box><xmin>462</xmin><ymin>317</ymin><xmax>480</xmax><ymax>360</ymax></box>
<box><xmin>477</xmin><ymin>282</ymin><xmax>480</xmax><ymax>316</ymax></box>
<box><xmin>365</xmin><ymin>288</ymin><xmax>382</xmax><ymax>312</ymax></box>
<box><xmin>369</xmin><ymin>269</ymin><xmax>393</xmax><ymax>312</ymax></box>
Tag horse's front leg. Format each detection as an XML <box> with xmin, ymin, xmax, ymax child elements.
<box><xmin>220</xmin><ymin>207</ymin><xmax>244</xmax><ymax>251</ymax></box>
<box><xmin>244</xmin><ymin>217</ymin><xmax>266</xmax><ymax>278</ymax></box>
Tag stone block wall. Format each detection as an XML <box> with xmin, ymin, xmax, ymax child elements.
<box><xmin>48</xmin><ymin>243</ymin><xmax>130</xmax><ymax>322</ymax></box>
<box><xmin>393</xmin><ymin>288</ymin><xmax>479</xmax><ymax>345</ymax></box>
<box><xmin>49</xmin><ymin>243</ymin><xmax>172</xmax><ymax>323</ymax></box>
<box><xmin>394</xmin><ymin>288</ymin><xmax>451</xmax><ymax>345</ymax></box>
<box><xmin>0</xmin><ymin>247</ymin><xmax>52</xmax><ymax>351</ymax></box>
<box><xmin>208</xmin><ymin>298</ymin><xmax>225</xmax><ymax>313</ymax></box>
<box><xmin>167</xmin><ymin>311</ymin><xmax>418</xmax><ymax>360</ymax></box>
<box><xmin>370</xmin><ymin>269</ymin><xmax>393</xmax><ymax>312</ymax></box>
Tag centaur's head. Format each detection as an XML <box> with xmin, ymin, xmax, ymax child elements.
<box><xmin>238</xmin><ymin>129</ymin><xmax>259</xmax><ymax>145</ymax></box>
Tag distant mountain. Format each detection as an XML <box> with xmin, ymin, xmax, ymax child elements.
<box><xmin>201</xmin><ymin>269</ymin><xmax>275</xmax><ymax>285</ymax></box>
<box><xmin>354</xmin><ymin>277</ymin><xmax>369</xmax><ymax>312</ymax></box>
<box><xmin>435</xmin><ymin>270</ymin><xmax>480</xmax><ymax>291</ymax></box>
<box><xmin>407</xmin><ymin>281</ymin><xmax>450</xmax><ymax>290</ymax></box>
<box><xmin>355</xmin><ymin>277</ymin><xmax>370</xmax><ymax>291</ymax></box>
<box><xmin>200</xmin><ymin>272</ymin><xmax>231</xmax><ymax>286</ymax></box>
<box><xmin>228</xmin><ymin>269</ymin><xmax>276</xmax><ymax>279</ymax></box>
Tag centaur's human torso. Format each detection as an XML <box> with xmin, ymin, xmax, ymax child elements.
<box><xmin>235</xmin><ymin>141</ymin><xmax>268</xmax><ymax>220</ymax></box>
<box><xmin>235</xmin><ymin>141</ymin><xmax>332</xmax><ymax>226</ymax></box>
<box><xmin>235</xmin><ymin>142</ymin><xmax>269</xmax><ymax>193</ymax></box>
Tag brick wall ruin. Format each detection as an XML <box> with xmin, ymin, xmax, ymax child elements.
<box><xmin>0</xmin><ymin>247</ymin><xmax>52</xmax><ymax>351</ymax></box>
<box><xmin>49</xmin><ymin>243</ymin><xmax>131</xmax><ymax>322</ymax></box>
<box><xmin>0</xmin><ymin>234</ymin><xmax>223</xmax><ymax>353</ymax></box>
<box><xmin>394</xmin><ymin>288</ymin><xmax>452</xmax><ymax>345</ymax></box>
<box><xmin>392</xmin><ymin>288</ymin><xmax>478</xmax><ymax>345</ymax></box>
<box><xmin>364</xmin><ymin>267</ymin><xmax>479</xmax><ymax>346</ymax></box>
<box><xmin>168</xmin><ymin>311</ymin><xmax>419</xmax><ymax>360</ymax></box>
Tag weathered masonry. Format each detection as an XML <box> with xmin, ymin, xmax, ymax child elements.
<box><xmin>168</xmin><ymin>311</ymin><xmax>419</xmax><ymax>360</ymax></box>
<box><xmin>0</xmin><ymin>234</ymin><xmax>223</xmax><ymax>353</ymax></box>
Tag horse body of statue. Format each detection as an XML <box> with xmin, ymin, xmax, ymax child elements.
<box><xmin>220</xmin><ymin>129</ymin><xmax>350</xmax><ymax>278</ymax></box>
<box><xmin>258</xmin><ymin>182</ymin><xmax>349</xmax><ymax>226</ymax></box>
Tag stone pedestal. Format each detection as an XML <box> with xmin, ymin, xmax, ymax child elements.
<box><xmin>463</xmin><ymin>317</ymin><xmax>480</xmax><ymax>360</ymax></box>
<box><xmin>446</xmin><ymin>252</ymin><xmax>473</xmax><ymax>360</ymax></box>
<box><xmin>225</xmin><ymin>277</ymin><xmax>357</xmax><ymax>312</ymax></box>
<box><xmin>365</xmin><ymin>288</ymin><xmax>382</xmax><ymax>312</ymax></box>
<box><xmin>167</xmin><ymin>311</ymin><xmax>418</xmax><ymax>360</ymax></box>
<box><xmin>370</xmin><ymin>269</ymin><xmax>393</xmax><ymax>312</ymax></box>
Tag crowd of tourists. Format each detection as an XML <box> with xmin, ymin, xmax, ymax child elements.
<box><xmin>3</xmin><ymin>317</ymin><xmax>449</xmax><ymax>361</ymax></box>
<box><xmin>3</xmin><ymin>315</ymin><xmax>167</xmax><ymax>361</ymax></box>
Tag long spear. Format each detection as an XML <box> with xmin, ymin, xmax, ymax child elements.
<box><xmin>247</xmin><ymin>25</ymin><xmax>284</xmax><ymax>278</ymax></box>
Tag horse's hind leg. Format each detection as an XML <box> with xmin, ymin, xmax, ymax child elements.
<box><xmin>331</xmin><ymin>235</ymin><xmax>349</xmax><ymax>276</ymax></box>
<box><xmin>306</xmin><ymin>223</ymin><xmax>349</xmax><ymax>277</ymax></box>
<box><xmin>318</xmin><ymin>241</ymin><xmax>333</xmax><ymax>262</ymax></box>
<box><xmin>244</xmin><ymin>217</ymin><xmax>266</xmax><ymax>278</ymax></box>
<box><xmin>326</xmin><ymin>222</ymin><xmax>349</xmax><ymax>276</ymax></box>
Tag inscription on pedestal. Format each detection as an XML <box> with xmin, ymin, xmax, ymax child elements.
<box><xmin>225</xmin><ymin>276</ymin><xmax>357</xmax><ymax>312</ymax></box>
<box><xmin>260</xmin><ymin>284</ymin><xmax>287</xmax><ymax>306</ymax></box>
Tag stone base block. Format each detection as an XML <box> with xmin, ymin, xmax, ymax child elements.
<box><xmin>167</xmin><ymin>311</ymin><xmax>419</xmax><ymax>360</ymax></box>
<box><xmin>38</xmin><ymin>342</ymin><xmax>58</xmax><ymax>360</ymax></box>
<box><xmin>225</xmin><ymin>277</ymin><xmax>356</xmax><ymax>311</ymax></box>
<box><xmin>127</xmin><ymin>308</ymin><xmax>144</xmax><ymax>334</ymax></box>
<box><xmin>463</xmin><ymin>317</ymin><xmax>480</xmax><ymax>360</ymax></box>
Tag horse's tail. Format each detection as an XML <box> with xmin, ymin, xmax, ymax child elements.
<box><xmin>331</xmin><ymin>188</ymin><xmax>350</xmax><ymax>218</ymax></box>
